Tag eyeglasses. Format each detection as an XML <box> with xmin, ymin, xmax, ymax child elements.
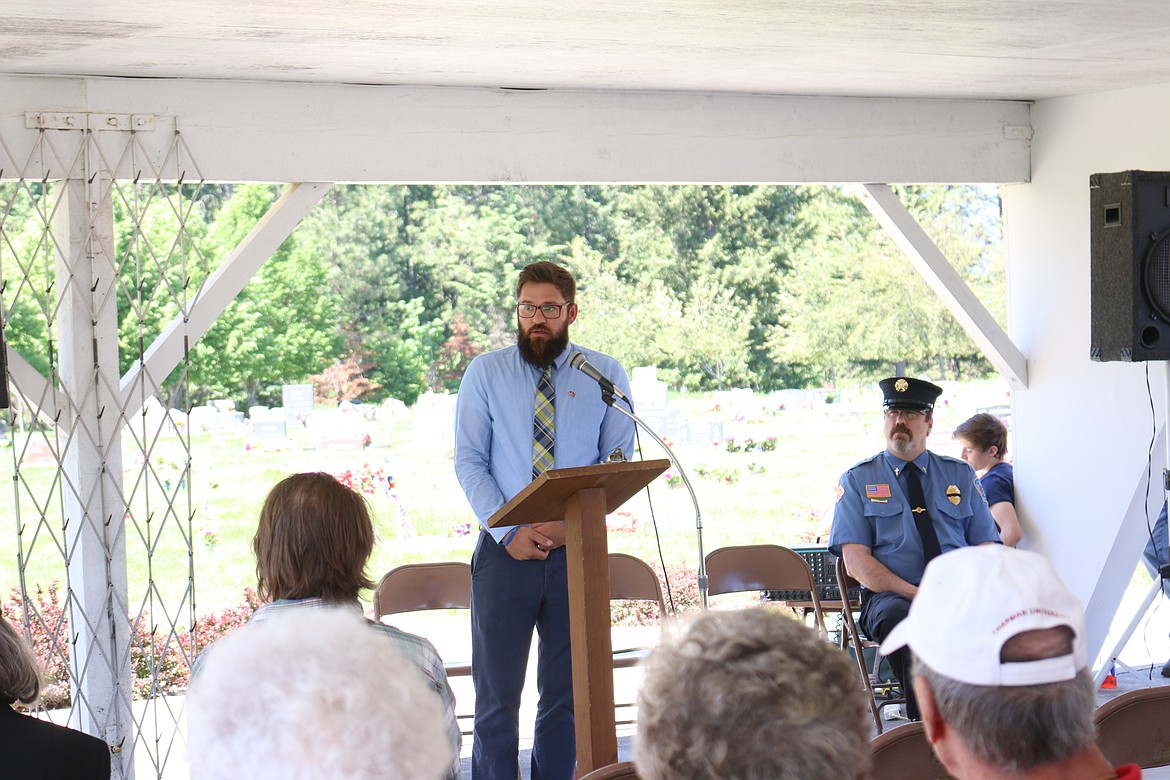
<box><xmin>884</xmin><ymin>408</ymin><xmax>926</xmax><ymax>420</ymax></box>
<box><xmin>517</xmin><ymin>303</ymin><xmax>570</xmax><ymax>319</ymax></box>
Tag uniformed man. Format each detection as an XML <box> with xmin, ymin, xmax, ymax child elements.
<box><xmin>828</xmin><ymin>377</ymin><xmax>1000</xmax><ymax>721</ymax></box>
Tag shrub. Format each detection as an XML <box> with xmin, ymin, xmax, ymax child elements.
<box><xmin>610</xmin><ymin>562</ymin><xmax>702</xmax><ymax>626</ymax></box>
<box><xmin>183</xmin><ymin>587</ymin><xmax>261</xmax><ymax>656</ymax></box>
<box><xmin>330</xmin><ymin>464</ymin><xmax>390</xmax><ymax>495</ymax></box>
<box><xmin>4</xmin><ymin>583</ymin><xmax>71</xmax><ymax>709</ymax></box>
<box><xmin>131</xmin><ymin>622</ymin><xmax>189</xmax><ymax>701</ymax></box>
<box><xmin>2</xmin><ymin>583</ymin><xmax>261</xmax><ymax>708</ymax></box>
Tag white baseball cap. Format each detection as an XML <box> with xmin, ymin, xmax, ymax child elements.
<box><xmin>880</xmin><ymin>545</ymin><xmax>1087</xmax><ymax>686</ymax></box>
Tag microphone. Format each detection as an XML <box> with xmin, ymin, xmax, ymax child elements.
<box><xmin>568</xmin><ymin>351</ymin><xmax>629</xmax><ymax>404</ymax></box>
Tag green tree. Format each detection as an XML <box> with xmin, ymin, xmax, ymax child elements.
<box><xmin>409</xmin><ymin>186</ymin><xmax>560</xmax><ymax>350</ymax></box>
<box><xmin>768</xmin><ymin>185</ymin><xmax>1002</xmax><ymax>384</ymax></box>
<box><xmin>0</xmin><ymin>182</ymin><xmax>55</xmax><ymax>378</ymax></box>
<box><xmin>188</xmin><ymin>185</ymin><xmax>342</xmax><ymax>407</ymax></box>
<box><xmin>567</xmin><ymin>237</ymin><xmax>684</xmax><ymax>374</ymax></box>
<box><xmin>296</xmin><ymin>185</ymin><xmax>444</xmax><ymax>405</ymax></box>
<box><xmin>112</xmin><ymin>181</ymin><xmax>216</xmax><ymax>408</ymax></box>
<box><xmin>678</xmin><ymin>275</ymin><xmax>754</xmax><ymax>390</ymax></box>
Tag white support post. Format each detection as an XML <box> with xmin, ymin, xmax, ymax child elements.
<box><xmin>119</xmin><ymin>182</ymin><xmax>333</xmax><ymax>413</ymax></box>
<box><xmin>55</xmin><ymin>173</ymin><xmax>131</xmax><ymax>776</ymax></box>
<box><xmin>856</xmin><ymin>183</ymin><xmax>1029</xmax><ymax>389</ymax></box>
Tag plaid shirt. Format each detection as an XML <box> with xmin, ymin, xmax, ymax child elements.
<box><xmin>240</xmin><ymin>598</ymin><xmax>462</xmax><ymax>779</ymax></box>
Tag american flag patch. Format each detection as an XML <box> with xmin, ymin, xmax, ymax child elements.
<box><xmin>866</xmin><ymin>484</ymin><xmax>892</xmax><ymax>499</ymax></box>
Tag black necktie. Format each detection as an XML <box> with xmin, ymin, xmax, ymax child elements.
<box><xmin>902</xmin><ymin>462</ymin><xmax>942</xmax><ymax>564</ymax></box>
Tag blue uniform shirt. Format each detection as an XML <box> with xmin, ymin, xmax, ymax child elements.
<box><xmin>454</xmin><ymin>342</ymin><xmax>635</xmax><ymax>543</ymax></box>
<box><xmin>828</xmin><ymin>449</ymin><xmax>1001</xmax><ymax>586</ymax></box>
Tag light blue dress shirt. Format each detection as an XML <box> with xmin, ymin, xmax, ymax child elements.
<box><xmin>828</xmin><ymin>449</ymin><xmax>1000</xmax><ymax>586</ymax></box>
<box><xmin>454</xmin><ymin>342</ymin><xmax>635</xmax><ymax>543</ymax></box>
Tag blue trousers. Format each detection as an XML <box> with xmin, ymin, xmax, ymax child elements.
<box><xmin>471</xmin><ymin>532</ymin><xmax>575</xmax><ymax>780</ymax></box>
<box><xmin>861</xmin><ymin>589</ymin><xmax>919</xmax><ymax>721</ymax></box>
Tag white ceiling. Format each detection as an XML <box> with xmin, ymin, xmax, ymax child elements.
<box><xmin>5</xmin><ymin>1</ymin><xmax>1170</xmax><ymax>101</ymax></box>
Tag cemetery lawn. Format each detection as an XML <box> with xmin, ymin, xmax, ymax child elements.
<box><xmin>1</xmin><ymin>381</ymin><xmax>1010</xmax><ymax>617</ymax></box>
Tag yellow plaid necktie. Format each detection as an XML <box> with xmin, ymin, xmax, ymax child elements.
<box><xmin>533</xmin><ymin>366</ymin><xmax>555</xmax><ymax>478</ymax></box>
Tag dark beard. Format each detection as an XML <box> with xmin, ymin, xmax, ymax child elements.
<box><xmin>518</xmin><ymin>326</ymin><xmax>569</xmax><ymax>369</ymax></box>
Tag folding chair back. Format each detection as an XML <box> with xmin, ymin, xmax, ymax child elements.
<box><xmin>373</xmin><ymin>561</ymin><xmax>471</xmax><ymax>615</ymax></box>
<box><xmin>609</xmin><ymin>552</ymin><xmax>666</xmax><ymax>617</ymax></box>
<box><xmin>705</xmin><ymin>544</ymin><xmax>826</xmax><ymax>634</ymax></box>
<box><xmin>578</xmin><ymin>761</ymin><xmax>641</xmax><ymax>780</ymax></box>
<box><xmin>1094</xmin><ymin>685</ymin><xmax>1170</xmax><ymax>768</ymax></box>
<box><xmin>869</xmin><ymin>722</ymin><xmax>953</xmax><ymax>780</ymax></box>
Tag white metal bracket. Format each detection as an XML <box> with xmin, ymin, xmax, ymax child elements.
<box><xmin>24</xmin><ymin>112</ymin><xmax>156</xmax><ymax>131</ymax></box>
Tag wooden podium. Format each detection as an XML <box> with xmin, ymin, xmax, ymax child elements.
<box><xmin>488</xmin><ymin>459</ymin><xmax>669</xmax><ymax>775</ymax></box>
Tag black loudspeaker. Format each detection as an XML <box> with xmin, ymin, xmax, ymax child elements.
<box><xmin>1090</xmin><ymin>170</ymin><xmax>1170</xmax><ymax>361</ymax></box>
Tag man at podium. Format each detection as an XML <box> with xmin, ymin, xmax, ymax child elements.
<box><xmin>455</xmin><ymin>261</ymin><xmax>635</xmax><ymax>780</ymax></box>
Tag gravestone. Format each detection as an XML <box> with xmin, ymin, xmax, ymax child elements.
<box><xmin>679</xmin><ymin>419</ymin><xmax>723</xmax><ymax>445</ymax></box>
<box><xmin>630</xmin><ymin>366</ymin><xmax>668</xmax><ymax>408</ymax></box>
<box><xmin>282</xmin><ymin>384</ymin><xmax>314</xmax><ymax>426</ymax></box>
<box><xmin>199</xmin><ymin>400</ymin><xmax>245</xmax><ymax>430</ymax></box>
<box><xmin>637</xmin><ymin>407</ymin><xmax>681</xmax><ymax>441</ymax></box>
<box><xmin>253</xmin><ymin>420</ymin><xmax>287</xmax><ymax>439</ymax></box>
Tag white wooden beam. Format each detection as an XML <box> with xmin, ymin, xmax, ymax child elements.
<box><xmin>0</xmin><ymin>75</ymin><xmax>1031</xmax><ymax>185</ymax></box>
<box><xmin>1083</xmin><ymin>423</ymin><xmax>1167</xmax><ymax>675</ymax></box>
<box><xmin>857</xmin><ymin>183</ymin><xmax>1029</xmax><ymax>388</ymax></box>
<box><xmin>6</xmin><ymin>345</ymin><xmax>63</xmax><ymax>423</ymax></box>
<box><xmin>1092</xmin><ymin>579</ymin><xmax>1161</xmax><ymax>686</ymax></box>
<box><xmin>119</xmin><ymin>182</ymin><xmax>333</xmax><ymax>412</ymax></box>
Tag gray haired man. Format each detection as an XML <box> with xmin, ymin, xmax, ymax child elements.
<box><xmin>881</xmin><ymin>545</ymin><xmax>1141</xmax><ymax>780</ymax></box>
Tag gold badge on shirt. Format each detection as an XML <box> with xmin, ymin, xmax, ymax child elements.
<box><xmin>946</xmin><ymin>485</ymin><xmax>961</xmax><ymax>506</ymax></box>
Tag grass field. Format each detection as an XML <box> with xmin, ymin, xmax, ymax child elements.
<box><xmin>1</xmin><ymin>379</ymin><xmax>1014</xmax><ymax>620</ymax></box>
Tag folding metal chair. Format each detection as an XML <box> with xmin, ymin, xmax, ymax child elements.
<box><xmin>835</xmin><ymin>555</ymin><xmax>904</xmax><ymax>734</ymax></box>
<box><xmin>372</xmin><ymin>561</ymin><xmax>473</xmax><ymax>733</ymax></box>
<box><xmin>705</xmin><ymin>544</ymin><xmax>826</xmax><ymax>636</ymax></box>
<box><xmin>609</xmin><ymin>552</ymin><xmax>667</xmax><ymax>666</ymax></box>
<box><xmin>609</xmin><ymin>552</ymin><xmax>667</xmax><ymax>724</ymax></box>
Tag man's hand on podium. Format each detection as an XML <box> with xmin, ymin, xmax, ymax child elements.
<box><xmin>530</xmin><ymin>520</ymin><xmax>566</xmax><ymax>550</ymax></box>
<box><xmin>506</xmin><ymin>526</ymin><xmax>556</xmax><ymax>560</ymax></box>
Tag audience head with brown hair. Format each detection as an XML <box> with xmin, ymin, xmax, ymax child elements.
<box><xmin>252</xmin><ymin>471</ymin><xmax>375</xmax><ymax>604</ymax></box>
<box><xmin>193</xmin><ymin>471</ymin><xmax>463</xmax><ymax>779</ymax></box>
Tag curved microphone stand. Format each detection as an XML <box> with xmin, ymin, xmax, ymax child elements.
<box><xmin>599</xmin><ymin>389</ymin><xmax>709</xmax><ymax>610</ymax></box>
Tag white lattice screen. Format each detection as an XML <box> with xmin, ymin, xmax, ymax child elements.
<box><xmin>0</xmin><ymin>119</ymin><xmax>211</xmax><ymax>780</ymax></box>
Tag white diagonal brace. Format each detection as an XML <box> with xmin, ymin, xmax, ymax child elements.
<box><xmin>856</xmin><ymin>183</ymin><xmax>1029</xmax><ymax>389</ymax></box>
<box><xmin>7</xmin><ymin>345</ymin><xmax>64</xmax><ymax>423</ymax></box>
<box><xmin>119</xmin><ymin>182</ymin><xmax>333</xmax><ymax>411</ymax></box>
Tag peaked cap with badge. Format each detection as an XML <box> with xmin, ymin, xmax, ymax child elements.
<box><xmin>879</xmin><ymin>376</ymin><xmax>943</xmax><ymax>411</ymax></box>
